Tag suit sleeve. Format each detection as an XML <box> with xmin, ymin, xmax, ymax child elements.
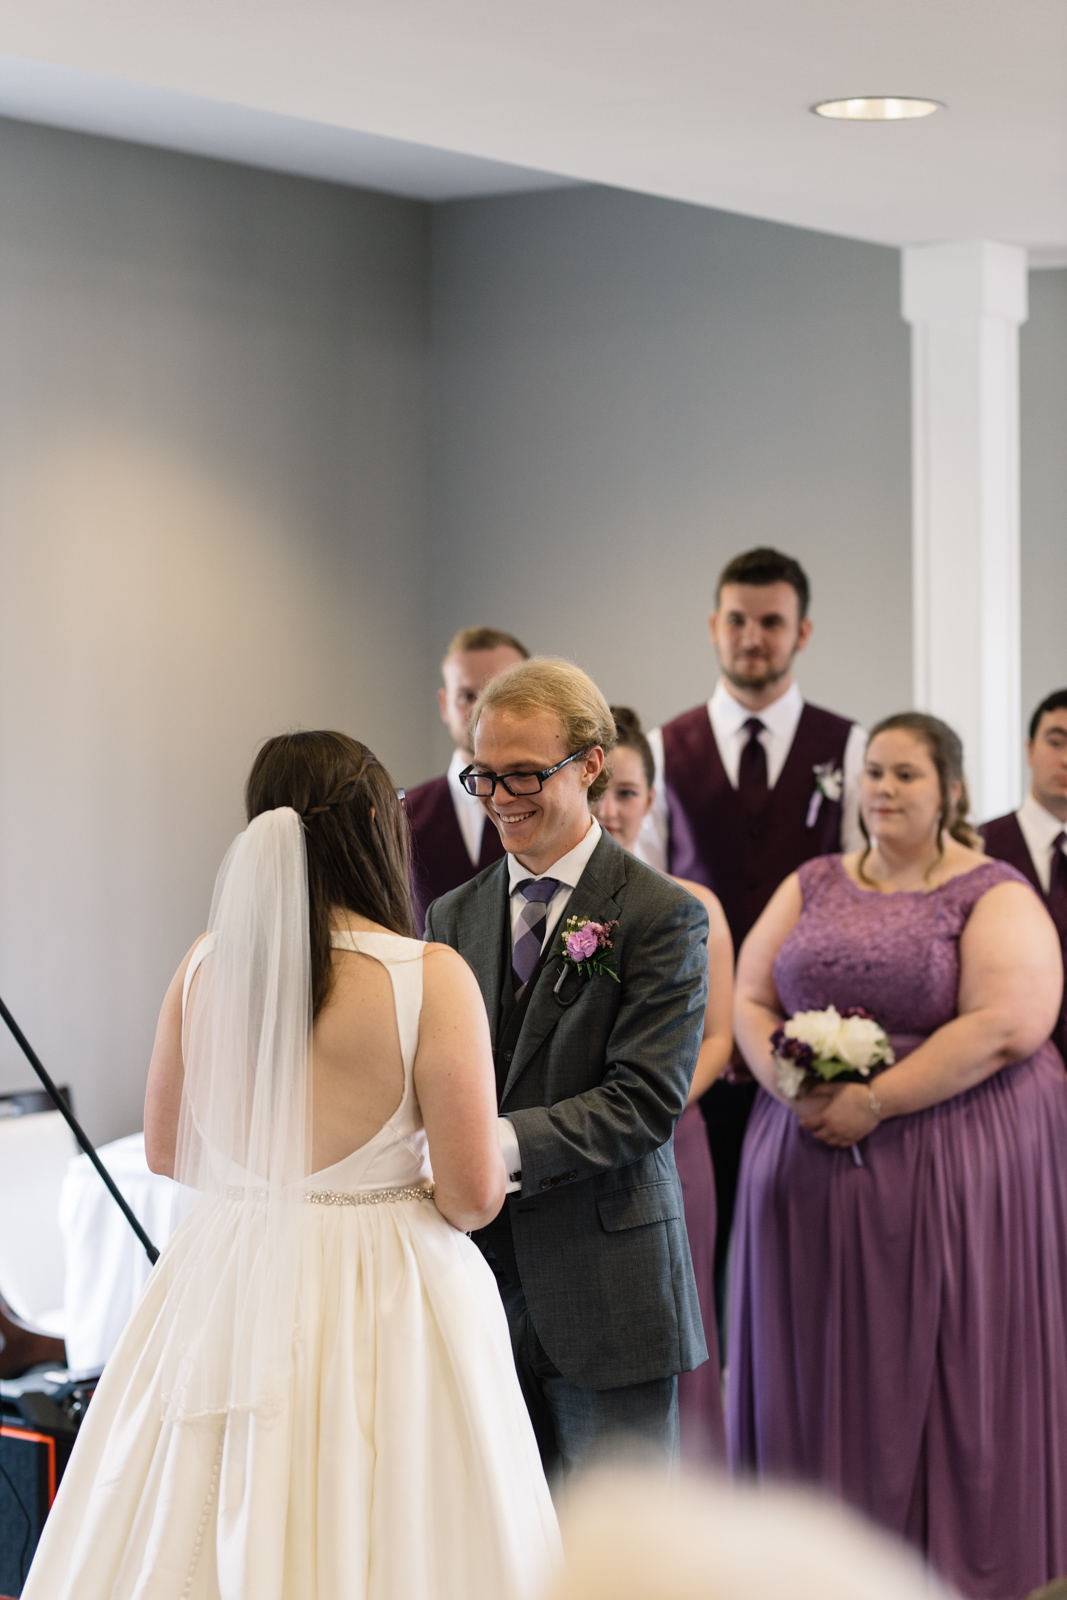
<box><xmin>507</xmin><ymin>892</ymin><xmax>710</xmax><ymax>1194</ymax></box>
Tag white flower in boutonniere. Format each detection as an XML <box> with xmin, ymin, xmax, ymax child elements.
<box><xmin>806</xmin><ymin>762</ymin><xmax>844</xmax><ymax>828</ymax></box>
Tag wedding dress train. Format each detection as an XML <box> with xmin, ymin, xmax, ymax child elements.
<box><xmin>24</xmin><ymin>931</ymin><xmax>559</xmax><ymax>1600</ymax></box>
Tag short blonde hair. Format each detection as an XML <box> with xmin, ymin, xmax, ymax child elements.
<box><xmin>471</xmin><ymin>657</ymin><xmax>617</xmax><ymax>803</ymax></box>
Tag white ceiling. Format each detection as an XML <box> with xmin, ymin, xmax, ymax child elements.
<box><xmin>0</xmin><ymin>52</ymin><xmax>574</xmax><ymax>201</ymax></box>
<box><xmin>0</xmin><ymin>0</ymin><xmax>1063</xmax><ymax>256</ymax></box>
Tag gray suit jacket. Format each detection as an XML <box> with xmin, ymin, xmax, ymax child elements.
<box><xmin>424</xmin><ymin>827</ymin><xmax>709</xmax><ymax>1390</ymax></box>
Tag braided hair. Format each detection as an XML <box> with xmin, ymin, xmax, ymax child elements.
<box><xmin>245</xmin><ymin>731</ymin><xmax>415</xmax><ymax>1016</ymax></box>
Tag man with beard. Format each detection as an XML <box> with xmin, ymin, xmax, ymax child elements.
<box><xmin>637</xmin><ymin>547</ymin><xmax>866</xmax><ymax>1324</ymax></box>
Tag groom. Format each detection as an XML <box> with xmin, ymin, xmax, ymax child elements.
<box><xmin>425</xmin><ymin>657</ymin><xmax>708</xmax><ymax>1472</ymax></box>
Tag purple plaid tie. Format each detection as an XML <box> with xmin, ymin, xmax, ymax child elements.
<box><xmin>512</xmin><ymin>878</ymin><xmax>561</xmax><ymax>995</ymax></box>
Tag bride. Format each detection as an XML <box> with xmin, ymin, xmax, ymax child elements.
<box><xmin>24</xmin><ymin>730</ymin><xmax>560</xmax><ymax>1600</ymax></box>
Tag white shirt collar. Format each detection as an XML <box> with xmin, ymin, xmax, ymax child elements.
<box><xmin>1019</xmin><ymin>791</ymin><xmax>1067</xmax><ymax>850</ymax></box>
<box><xmin>447</xmin><ymin>745</ymin><xmax>478</xmax><ymax>798</ymax></box>
<box><xmin>507</xmin><ymin>817</ymin><xmax>602</xmax><ymax>894</ymax></box>
<box><xmin>709</xmin><ymin>677</ymin><xmax>804</xmax><ymax>740</ymax></box>
<box><xmin>446</xmin><ymin>747</ymin><xmax>488</xmax><ymax>866</ymax></box>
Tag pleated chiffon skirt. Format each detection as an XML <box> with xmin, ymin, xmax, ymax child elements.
<box><xmin>674</xmin><ymin>1103</ymin><xmax>725</xmax><ymax>1461</ymax></box>
<box><xmin>727</xmin><ymin>1045</ymin><xmax>1067</xmax><ymax>1599</ymax></box>
<box><xmin>23</xmin><ymin>1195</ymin><xmax>560</xmax><ymax>1600</ymax></box>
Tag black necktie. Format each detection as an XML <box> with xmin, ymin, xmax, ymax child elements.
<box><xmin>1049</xmin><ymin>832</ymin><xmax>1067</xmax><ymax>940</ymax></box>
<box><xmin>738</xmin><ymin>717</ymin><xmax>768</xmax><ymax>814</ymax></box>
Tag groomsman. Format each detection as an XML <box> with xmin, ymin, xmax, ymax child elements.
<box><xmin>981</xmin><ymin>689</ymin><xmax>1067</xmax><ymax>1063</ymax></box>
<box><xmin>405</xmin><ymin>626</ymin><xmax>528</xmax><ymax>931</ymax></box>
<box><xmin>637</xmin><ymin>546</ymin><xmax>866</xmax><ymax>1314</ymax></box>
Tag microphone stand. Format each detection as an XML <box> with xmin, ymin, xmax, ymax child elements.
<box><xmin>0</xmin><ymin>994</ymin><xmax>159</xmax><ymax>1266</ymax></box>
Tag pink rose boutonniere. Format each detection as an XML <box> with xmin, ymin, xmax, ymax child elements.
<box><xmin>554</xmin><ymin>915</ymin><xmax>620</xmax><ymax>989</ymax></box>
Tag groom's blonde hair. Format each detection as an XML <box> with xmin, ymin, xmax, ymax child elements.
<box><xmin>471</xmin><ymin>657</ymin><xmax>617</xmax><ymax>803</ymax></box>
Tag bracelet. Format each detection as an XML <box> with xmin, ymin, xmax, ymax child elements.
<box><xmin>867</xmin><ymin>1087</ymin><xmax>882</xmax><ymax>1120</ymax></box>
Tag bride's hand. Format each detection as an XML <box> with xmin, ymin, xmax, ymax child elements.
<box><xmin>796</xmin><ymin>1083</ymin><xmax>880</xmax><ymax>1146</ymax></box>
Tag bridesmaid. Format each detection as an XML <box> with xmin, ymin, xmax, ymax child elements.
<box><xmin>594</xmin><ymin>706</ymin><xmax>733</xmax><ymax>1460</ymax></box>
<box><xmin>728</xmin><ymin>712</ymin><xmax>1067</xmax><ymax>1599</ymax></box>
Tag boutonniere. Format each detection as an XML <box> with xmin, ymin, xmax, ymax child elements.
<box><xmin>552</xmin><ymin>916</ymin><xmax>620</xmax><ymax>995</ymax></box>
<box><xmin>806</xmin><ymin>762</ymin><xmax>844</xmax><ymax>828</ymax></box>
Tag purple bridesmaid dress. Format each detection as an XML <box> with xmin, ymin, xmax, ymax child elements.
<box><xmin>674</xmin><ymin>1103</ymin><xmax>726</xmax><ymax>1461</ymax></box>
<box><xmin>727</xmin><ymin>855</ymin><xmax>1067</xmax><ymax>1599</ymax></box>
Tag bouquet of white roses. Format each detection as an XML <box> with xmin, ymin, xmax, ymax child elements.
<box><xmin>771</xmin><ymin>1005</ymin><xmax>895</xmax><ymax>1102</ymax></box>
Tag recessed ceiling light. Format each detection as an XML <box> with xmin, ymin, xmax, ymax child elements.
<box><xmin>812</xmin><ymin>97</ymin><xmax>942</xmax><ymax>121</ymax></box>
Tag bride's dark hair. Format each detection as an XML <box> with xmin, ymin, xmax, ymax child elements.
<box><xmin>246</xmin><ymin>731</ymin><xmax>415</xmax><ymax>1016</ymax></box>
<box><xmin>858</xmin><ymin>711</ymin><xmax>983</xmax><ymax>885</ymax></box>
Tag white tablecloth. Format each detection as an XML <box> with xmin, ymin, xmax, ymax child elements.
<box><xmin>58</xmin><ymin>1133</ymin><xmax>177</xmax><ymax>1376</ymax></box>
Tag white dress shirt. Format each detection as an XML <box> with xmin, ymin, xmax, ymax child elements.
<box><xmin>635</xmin><ymin>680</ymin><xmax>867</xmax><ymax>870</ymax></box>
<box><xmin>1016</xmin><ymin>792</ymin><xmax>1067</xmax><ymax>895</ymax></box>
<box><xmin>446</xmin><ymin>747</ymin><xmax>489</xmax><ymax>866</ymax></box>
<box><xmin>498</xmin><ymin>817</ymin><xmax>603</xmax><ymax>1191</ymax></box>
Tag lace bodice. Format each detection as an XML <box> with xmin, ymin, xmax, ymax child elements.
<box><xmin>773</xmin><ymin>855</ymin><xmax>1030</xmax><ymax>1057</ymax></box>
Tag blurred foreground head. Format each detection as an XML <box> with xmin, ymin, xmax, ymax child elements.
<box><xmin>548</xmin><ymin>1468</ymin><xmax>947</xmax><ymax>1600</ymax></box>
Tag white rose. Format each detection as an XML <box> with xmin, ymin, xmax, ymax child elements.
<box><xmin>784</xmin><ymin>1006</ymin><xmax>842</xmax><ymax>1061</ymax></box>
<box><xmin>775</xmin><ymin>1059</ymin><xmax>807</xmax><ymax>1101</ymax></box>
<box><xmin>835</xmin><ymin>1014</ymin><xmax>887</xmax><ymax>1071</ymax></box>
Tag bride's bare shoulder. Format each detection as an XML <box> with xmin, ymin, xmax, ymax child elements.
<box><xmin>418</xmin><ymin>946</ymin><xmax>491</xmax><ymax>1046</ymax></box>
<box><xmin>421</xmin><ymin>942</ymin><xmax>481</xmax><ymax>989</ymax></box>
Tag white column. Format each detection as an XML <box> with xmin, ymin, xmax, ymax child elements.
<box><xmin>901</xmin><ymin>241</ymin><xmax>1028</xmax><ymax>820</ymax></box>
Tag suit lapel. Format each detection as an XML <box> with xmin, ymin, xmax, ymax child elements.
<box><xmin>1008</xmin><ymin>814</ymin><xmax>1045</xmax><ymax>897</ymax></box>
<box><xmin>459</xmin><ymin>859</ymin><xmax>511</xmax><ymax>1037</ymax></box>
<box><xmin>501</xmin><ymin>834</ymin><xmax>628</xmax><ymax>1104</ymax></box>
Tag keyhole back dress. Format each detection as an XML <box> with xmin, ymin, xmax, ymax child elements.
<box><xmin>23</xmin><ymin>931</ymin><xmax>559</xmax><ymax>1600</ymax></box>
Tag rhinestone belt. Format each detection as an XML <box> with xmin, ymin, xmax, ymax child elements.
<box><xmin>303</xmin><ymin>1183</ymin><xmax>435</xmax><ymax>1207</ymax></box>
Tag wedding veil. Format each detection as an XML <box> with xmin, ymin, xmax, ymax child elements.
<box><xmin>163</xmin><ymin>806</ymin><xmax>313</xmax><ymax>1421</ymax></box>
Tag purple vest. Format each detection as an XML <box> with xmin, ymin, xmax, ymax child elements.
<box><xmin>404</xmin><ymin>773</ymin><xmax>504</xmax><ymax>934</ymax></box>
<box><xmin>981</xmin><ymin>812</ymin><xmax>1067</xmax><ymax>1063</ymax></box>
<box><xmin>662</xmin><ymin>701</ymin><xmax>853</xmax><ymax>950</ymax></box>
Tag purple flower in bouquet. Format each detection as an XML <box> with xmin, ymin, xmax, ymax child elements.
<box><xmin>771</xmin><ymin>1005</ymin><xmax>894</xmax><ymax>1102</ymax></box>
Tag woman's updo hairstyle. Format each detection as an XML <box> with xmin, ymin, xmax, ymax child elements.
<box><xmin>246</xmin><ymin>730</ymin><xmax>415</xmax><ymax>1016</ymax></box>
<box><xmin>609</xmin><ymin>706</ymin><xmax>655</xmax><ymax>789</ymax></box>
<box><xmin>859</xmin><ymin>711</ymin><xmax>983</xmax><ymax>881</ymax></box>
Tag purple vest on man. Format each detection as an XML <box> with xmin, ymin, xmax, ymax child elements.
<box><xmin>662</xmin><ymin>701</ymin><xmax>853</xmax><ymax>951</ymax></box>
<box><xmin>404</xmin><ymin>774</ymin><xmax>504</xmax><ymax>935</ymax></box>
<box><xmin>981</xmin><ymin>812</ymin><xmax>1067</xmax><ymax>1063</ymax></box>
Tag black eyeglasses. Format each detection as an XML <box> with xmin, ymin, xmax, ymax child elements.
<box><xmin>458</xmin><ymin>749</ymin><xmax>588</xmax><ymax>798</ymax></box>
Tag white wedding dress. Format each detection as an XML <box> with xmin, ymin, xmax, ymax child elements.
<box><xmin>24</xmin><ymin>930</ymin><xmax>559</xmax><ymax>1600</ymax></box>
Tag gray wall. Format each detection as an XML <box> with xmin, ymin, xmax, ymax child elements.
<box><xmin>0</xmin><ymin>119</ymin><xmax>432</xmax><ymax>1140</ymax></box>
<box><xmin>1021</xmin><ymin>268</ymin><xmax>1067</xmax><ymax>724</ymax></box>
<box><xmin>428</xmin><ymin>186</ymin><xmax>913</xmax><ymax>773</ymax></box>
<box><xmin>0</xmin><ymin>129</ymin><xmax>1060</xmax><ymax>1146</ymax></box>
